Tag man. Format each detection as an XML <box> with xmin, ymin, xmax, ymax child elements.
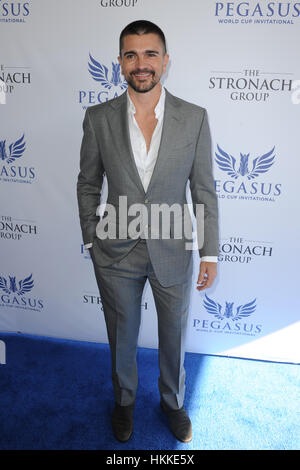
<box><xmin>77</xmin><ymin>20</ymin><xmax>219</xmax><ymax>443</ymax></box>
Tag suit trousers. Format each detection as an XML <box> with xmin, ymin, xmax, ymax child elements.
<box><xmin>90</xmin><ymin>238</ymin><xmax>193</xmax><ymax>410</ymax></box>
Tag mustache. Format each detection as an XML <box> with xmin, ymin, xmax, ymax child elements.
<box><xmin>130</xmin><ymin>69</ymin><xmax>155</xmax><ymax>76</ymax></box>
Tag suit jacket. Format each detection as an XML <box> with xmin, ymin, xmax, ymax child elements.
<box><xmin>77</xmin><ymin>88</ymin><xmax>219</xmax><ymax>287</ymax></box>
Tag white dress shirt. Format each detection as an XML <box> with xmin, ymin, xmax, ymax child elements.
<box><xmin>127</xmin><ymin>87</ymin><xmax>165</xmax><ymax>193</ymax></box>
<box><xmin>86</xmin><ymin>87</ymin><xmax>217</xmax><ymax>263</ymax></box>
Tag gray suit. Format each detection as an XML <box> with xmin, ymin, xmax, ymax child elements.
<box><xmin>77</xmin><ymin>89</ymin><xmax>218</xmax><ymax>409</ymax></box>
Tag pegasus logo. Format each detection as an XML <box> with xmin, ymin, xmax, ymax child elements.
<box><xmin>0</xmin><ymin>1</ymin><xmax>30</xmax><ymax>17</ymax></box>
<box><xmin>215</xmin><ymin>145</ymin><xmax>275</xmax><ymax>180</ymax></box>
<box><xmin>88</xmin><ymin>53</ymin><xmax>127</xmax><ymax>90</ymax></box>
<box><xmin>0</xmin><ymin>134</ymin><xmax>25</xmax><ymax>164</ymax></box>
<box><xmin>0</xmin><ymin>273</ymin><xmax>34</xmax><ymax>295</ymax></box>
<box><xmin>203</xmin><ymin>294</ymin><xmax>256</xmax><ymax>321</ymax></box>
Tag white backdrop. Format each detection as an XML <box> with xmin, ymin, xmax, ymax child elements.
<box><xmin>1</xmin><ymin>0</ymin><xmax>300</xmax><ymax>363</ymax></box>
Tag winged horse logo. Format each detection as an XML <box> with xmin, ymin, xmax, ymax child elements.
<box><xmin>0</xmin><ymin>274</ymin><xmax>34</xmax><ymax>296</ymax></box>
<box><xmin>215</xmin><ymin>145</ymin><xmax>275</xmax><ymax>180</ymax></box>
<box><xmin>88</xmin><ymin>53</ymin><xmax>127</xmax><ymax>93</ymax></box>
<box><xmin>203</xmin><ymin>294</ymin><xmax>256</xmax><ymax>321</ymax></box>
<box><xmin>0</xmin><ymin>134</ymin><xmax>26</xmax><ymax>164</ymax></box>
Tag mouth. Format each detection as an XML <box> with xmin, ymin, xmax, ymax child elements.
<box><xmin>132</xmin><ymin>70</ymin><xmax>154</xmax><ymax>79</ymax></box>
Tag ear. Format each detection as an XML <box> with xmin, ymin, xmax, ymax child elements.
<box><xmin>118</xmin><ymin>55</ymin><xmax>123</xmax><ymax>74</ymax></box>
<box><xmin>163</xmin><ymin>53</ymin><xmax>170</xmax><ymax>73</ymax></box>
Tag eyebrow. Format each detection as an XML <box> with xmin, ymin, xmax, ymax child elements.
<box><xmin>123</xmin><ymin>49</ymin><xmax>160</xmax><ymax>56</ymax></box>
<box><xmin>145</xmin><ymin>49</ymin><xmax>160</xmax><ymax>54</ymax></box>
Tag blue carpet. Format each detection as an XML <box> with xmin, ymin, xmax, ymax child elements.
<box><xmin>0</xmin><ymin>332</ymin><xmax>299</xmax><ymax>450</ymax></box>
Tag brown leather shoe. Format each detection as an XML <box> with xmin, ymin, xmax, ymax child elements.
<box><xmin>112</xmin><ymin>403</ymin><xmax>135</xmax><ymax>442</ymax></box>
<box><xmin>160</xmin><ymin>400</ymin><xmax>192</xmax><ymax>443</ymax></box>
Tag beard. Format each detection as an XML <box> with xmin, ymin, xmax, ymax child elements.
<box><xmin>125</xmin><ymin>68</ymin><xmax>160</xmax><ymax>94</ymax></box>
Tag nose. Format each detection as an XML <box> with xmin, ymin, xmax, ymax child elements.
<box><xmin>135</xmin><ymin>53</ymin><xmax>147</xmax><ymax>69</ymax></box>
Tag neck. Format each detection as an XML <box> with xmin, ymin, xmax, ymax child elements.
<box><xmin>128</xmin><ymin>83</ymin><xmax>162</xmax><ymax>114</ymax></box>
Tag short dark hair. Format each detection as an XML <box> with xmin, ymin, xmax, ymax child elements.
<box><xmin>119</xmin><ymin>20</ymin><xmax>167</xmax><ymax>56</ymax></box>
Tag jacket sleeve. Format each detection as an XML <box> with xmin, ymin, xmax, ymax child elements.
<box><xmin>189</xmin><ymin>109</ymin><xmax>219</xmax><ymax>258</ymax></box>
<box><xmin>77</xmin><ymin>108</ymin><xmax>105</xmax><ymax>245</ymax></box>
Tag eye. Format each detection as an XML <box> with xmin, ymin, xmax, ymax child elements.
<box><xmin>125</xmin><ymin>53</ymin><xmax>135</xmax><ymax>60</ymax></box>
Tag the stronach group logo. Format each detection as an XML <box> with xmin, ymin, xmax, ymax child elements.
<box><xmin>83</xmin><ymin>290</ymin><xmax>148</xmax><ymax>312</ymax></box>
<box><xmin>0</xmin><ymin>134</ymin><xmax>36</xmax><ymax>184</ymax></box>
<box><xmin>0</xmin><ymin>64</ymin><xmax>31</xmax><ymax>102</ymax></box>
<box><xmin>0</xmin><ymin>215</ymin><xmax>38</xmax><ymax>241</ymax></box>
<box><xmin>214</xmin><ymin>1</ymin><xmax>300</xmax><ymax>24</ymax></box>
<box><xmin>83</xmin><ymin>291</ymin><xmax>104</xmax><ymax>310</ymax></box>
<box><xmin>209</xmin><ymin>68</ymin><xmax>293</xmax><ymax>103</ymax></box>
<box><xmin>99</xmin><ymin>0</ymin><xmax>138</xmax><ymax>6</ymax></box>
<box><xmin>214</xmin><ymin>144</ymin><xmax>282</xmax><ymax>202</ymax></box>
<box><xmin>219</xmin><ymin>236</ymin><xmax>273</xmax><ymax>264</ymax></box>
<box><xmin>0</xmin><ymin>273</ymin><xmax>44</xmax><ymax>312</ymax></box>
<box><xmin>193</xmin><ymin>294</ymin><xmax>262</xmax><ymax>337</ymax></box>
<box><xmin>0</xmin><ymin>1</ymin><xmax>30</xmax><ymax>23</ymax></box>
<box><xmin>79</xmin><ymin>53</ymin><xmax>127</xmax><ymax>109</ymax></box>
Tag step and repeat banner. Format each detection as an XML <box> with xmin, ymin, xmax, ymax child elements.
<box><xmin>1</xmin><ymin>0</ymin><xmax>300</xmax><ymax>363</ymax></box>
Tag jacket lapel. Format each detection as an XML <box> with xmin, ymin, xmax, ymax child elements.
<box><xmin>145</xmin><ymin>89</ymin><xmax>183</xmax><ymax>196</ymax></box>
<box><xmin>107</xmin><ymin>88</ymin><xmax>183</xmax><ymax>197</ymax></box>
<box><xmin>108</xmin><ymin>92</ymin><xmax>146</xmax><ymax>195</ymax></box>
